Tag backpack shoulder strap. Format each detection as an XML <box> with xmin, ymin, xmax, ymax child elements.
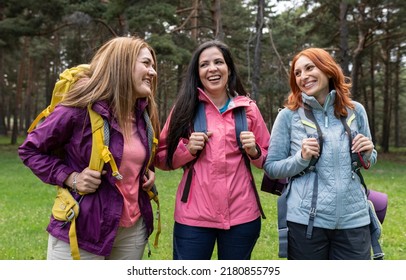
<box><xmin>181</xmin><ymin>102</ymin><xmax>265</xmax><ymax>219</ymax></box>
<box><xmin>297</xmin><ymin>106</ymin><xmax>317</xmax><ymax>137</ymax></box>
<box><xmin>233</xmin><ymin>106</ymin><xmax>247</xmax><ymax>151</ymax></box>
<box><xmin>340</xmin><ymin>107</ymin><xmax>384</xmax><ymax>259</ymax></box>
<box><xmin>289</xmin><ymin>105</ymin><xmax>324</xmax><ymax>239</ymax></box>
<box><xmin>181</xmin><ymin>102</ymin><xmax>206</xmax><ymax>202</ymax></box>
<box><xmin>296</xmin><ymin>105</ymin><xmax>323</xmax><ymax>172</ymax></box>
<box><xmin>194</xmin><ymin>101</ymin><xmax>207</xmax><ymax>133</ymax></box>
<box><xmin>346</xmin><ymin>107</ymin><xmax>356</xmax><ymax>128</ymax></box>
<box><xmin>87</xmin><ymin>105</ymin><xmax>122</xmax><ymax>180</ymax></box>
<box><xmin>233</xmin><ymin>105</ymin><xmax>266</xmax><ymax>219</ymax></box>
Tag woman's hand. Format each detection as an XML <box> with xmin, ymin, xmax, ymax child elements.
<box><xmin>187</xmin><ymin>131</ymin><xmax>213</xmax><ymax>156</ymax></box>
<box><xmin>240</xmin><ymin>131</ymin><xmax>259</xmax><ymax>158</ymax></box>
<box><xmin>351</xmin><ymin>133</ymin><xmax>374</xmax><ymax>157</ymax></box>
<box><xmin>65</xmin><ymin>167</ymin><xmax>106</xmax><ymax>194</ymax></box>
<box><xmin>301</xmin><ymin>137</ymin><xmax>320</xmax><ymax>161</ymax></box>
<box><xmin>142</xmin><ymin>169</ymin><xmax>155</xmax><ymax>192</ymax></box>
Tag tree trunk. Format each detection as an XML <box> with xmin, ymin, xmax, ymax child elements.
<box><xmin>351</xmin><ymin>3</ymin><xmax>367</xmax><ymax>101</ymax></box>
<box><xmin>380</xmin><ymin>40</ymin><xmax>391</xmax><ymax>153</ymax></box>
<box><xmin>338</xmin><ymin>1</ymin><xmax>350</xmax><ymax>76</ymax></box>
<box><xmin>210</xmin><ymin>0</ymin><xmax>224</xmax><ymax>40</ymax></box>
<box><xmin>24</xmin><ymin>58</ymin><xmax>34</xmax><ymax>133</ymax></box>
<box><xmin>0</xmin><ymin>47</ymin><xmax>7</xmax><ymax>136</ymax></box>
<box><xmin>12</xmin><ymin>37</ymin><xmax>28</xmax><ymax>144</ymax></box>
<box><xmin>394</xmin><ymin>45</ymin><xmax>401</xmax><ymax>147</ymax></box>
<box><xmin>191</xmin><ymin>0</ymin><xmax>199</xmax><ymax>41</ymax></box>
<box><xmin>369</xmin><ymin>49</ymin><xmax>377</xmax><ymax>144</ymax></box>
<box><xmin>252</xmin><ymin>0</ymin><xmax>264</xmax><ymax>102</ymax></box>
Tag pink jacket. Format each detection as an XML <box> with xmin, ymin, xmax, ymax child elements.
<box><xmin>155</xmin><ymin>89</ymin><xmax>270</xmax><ymax>229</ymax></box>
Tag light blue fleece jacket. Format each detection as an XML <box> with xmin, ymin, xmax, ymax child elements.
<box><xmin>264</xmin><ymin>91</ymin><xmax>377</xmax><ymax>229</ymax></box>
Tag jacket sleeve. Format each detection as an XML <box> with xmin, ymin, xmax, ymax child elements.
<box><xmin>245</xmin><ymin>101</ymin><xmax>270</xmax><ymax>169</ymax></box>
<box><xmin>263</xmin><ymin>108</ymin><xmax>310</xmax><ymax>179</ymax></box>
<box><xmin>354</xmin><ymin>101</ymin><xmax>378</xmax><ymax>166</ymax></box>
<box><xmin>18</xmin><ymin>105</ymin><xmax>81</xmax><ymax>187</ymax></box>
<box><xmin>154</xmin><ymin>111</ymin><xmax>195</xmax><ymax>171</ymax></box>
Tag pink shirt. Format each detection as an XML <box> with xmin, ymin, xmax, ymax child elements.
<box><xmin>116</xmin><ymin>120</ymin><xmax>146</xmax><ymax>227</ymax></box>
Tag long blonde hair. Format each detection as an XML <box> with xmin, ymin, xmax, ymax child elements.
<box><xmin>61</xmin><ymin>36</ymin><xmax>160</xmax><ymax>138</ymax></box>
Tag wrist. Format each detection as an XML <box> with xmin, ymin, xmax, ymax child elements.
<box><xmin>72</xmin><ymin>172</ymin><xmax>78</xmax><ymax>193</ymax></box>
<box><xmin>249</xmin><ymin>144</ymin><xmax>261</xmax><ymax>160</ymax></box>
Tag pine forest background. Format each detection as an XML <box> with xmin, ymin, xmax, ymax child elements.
<box><xmin>0</xmin><ymin>0</ymin><xmax>405</xmax><ymax>152</ymax></box>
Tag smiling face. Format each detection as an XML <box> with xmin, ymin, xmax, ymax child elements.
<box><xmin>198</xmin><ymin>46</ymin><xmax>229</xmax><ymax>97</ymax></box>
<box><xmin>134</xmin><ymin>47</ymin><xmax>156</xmax><ymax>98</ymax></box>
<box><xmin>294</xmin><ymin>55</ymin><xmax>330</xmax><ymax>105</ymax></box>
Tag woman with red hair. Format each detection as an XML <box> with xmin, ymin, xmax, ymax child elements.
<box><xmin>264</xmin><ymin>48</ymin><xmax>377</xmax><ymax>259</ymax></box>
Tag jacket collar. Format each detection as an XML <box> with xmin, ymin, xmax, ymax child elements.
<box><xmin>197</xmin><ymin>87</ymin><xmax>252</xmax><ymax>111</ymax></box>
<box><xmin>90</xmin><ymin>99</ymin><xmax>144</xmax><ymax>134</ymax></box>
<box><xmin>302</xmin><ymin>89</ymin><xmax>336</xmax><ymax>111</ymax></box>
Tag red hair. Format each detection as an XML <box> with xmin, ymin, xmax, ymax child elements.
<box><xmin>286</xmin><ymin>48</ymin><xmax>354</xmax><ymax>118</ymax></box>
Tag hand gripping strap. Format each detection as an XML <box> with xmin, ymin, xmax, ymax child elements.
<box><xmin>233</xmin><ymin>107</ymin><xmax>266</xmax><ymax>219</ymax></box>
<box><xmin>181</xmin><ymin>102</ymin><xmax>207</xmax><ymax>203</ymax></box>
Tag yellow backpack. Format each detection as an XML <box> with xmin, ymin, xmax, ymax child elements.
<box><xmin>28</xmin><ymin>65</ymin><xmax>160</xmax><ymax>259</ymax></box>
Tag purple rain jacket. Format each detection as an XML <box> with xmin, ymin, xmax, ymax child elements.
<box><xmin>18</xmin><ymin>99</ymin><xmax>154</xmax><ymax>256</ymax></box>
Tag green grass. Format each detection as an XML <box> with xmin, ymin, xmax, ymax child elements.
<box><xmin>1</xmin><ymin>136</ymin><xmax>405</xmax><ymax>260</ymax></box>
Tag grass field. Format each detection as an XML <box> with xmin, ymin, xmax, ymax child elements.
<box><xmin>0</xmin><ymin>136</ymin><xmax>405</xmax><ymax>260</ymax></box>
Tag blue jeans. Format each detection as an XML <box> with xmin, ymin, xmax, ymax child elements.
<box><xmin>173</xmin><ymin>217</ymin><xmax>261</xmax><ymax>260</ymax></box>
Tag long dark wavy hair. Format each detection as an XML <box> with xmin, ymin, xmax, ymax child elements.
<box><xmin>165</xmin><ymin>40</ymin><xmax>248</xmax><ymax>169</ymax></box>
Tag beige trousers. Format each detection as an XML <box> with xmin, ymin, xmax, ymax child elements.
<box><xmin>47</xmin><ymin>217</ymin><xmax>148</xmax><ymax>260</ymax></box>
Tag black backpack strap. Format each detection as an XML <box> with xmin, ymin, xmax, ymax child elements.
<box><xmin>194</xmin><ymin>102</ymin><xmax>207</xmax><ymax>134</ymax></box>
<box><xmin>277</xmin><ymin>105</ymin><xmax>323</xmax><ymax>257</ymax></box>
<box><xmin>340</xmin><ymin>117</ymin><xmax>368</xmax><ymax>189</ymax></box>
<box><xmin>302</xmin><ymin>104</ymin><xmax>323</xmax><ymax>170</ymax></box>
<box><xmin>234</xmin><ymin>107</ymin><xmax>266</xmax><ymax>219</ymax></box>
<box><xmin>277</xmin><ymin>178</ymin><xmax>292</xmax><ymax>258</ymax></box>
<box><xmin>301</xmin><ymin>105</ymin><xmax>323</xmax><ymax>239</ymax></box>
<box><xmin>182</xmin><ymin>103</ymin><xmax>266</xmax><ymax>220</ymax></box>
<box><xmin>234</xmin><ymin>107</ymin><xmax>247</xmax><ymax>150</ymax></box>
<box><xmin>340</xmin><ymin>116</ymin><xmax>384</xmax><ymax>260</ymax></box>
<box><xmin>181</xmin><ymin>102</ymin><xmax>206</xmax><ymax>203</ymax></box>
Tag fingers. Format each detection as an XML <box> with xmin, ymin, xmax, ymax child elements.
<box><xmin>301</xmin><ymin>138</ymin><xmax>320</xmax><ymax>160</ymax></box>
<box><xmin>240</xmin><ymin>131</ymin><xmax>255</xmax><ymax>148</ymax></box>
<box><xmin>142</xmin><ymin>170</ymin><xmax>155</xmax><ymax>191</ymax></box>
<box><xmin>240</xmin><ymin>131</ymin><xmax>258</xmax><ymax>157</ymax></box>
<box><xmin>352</xmin><ymin>134</ymin><xmax>374</xmax><ymax>153</ymax></box>
<box><xmin>187</xmin><ymin>132</ymin><xmax>212</xmax><ymax>156</ymax></box>
<box><xmin>75</xmin><ymin>167</ymin><xmax>103</xmax><ymax>194</ymax></box>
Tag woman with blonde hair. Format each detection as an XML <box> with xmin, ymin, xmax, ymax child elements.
<box><xmin>264</xmin><ymin>47</ymin><xmax>377</xmax><ymax>259</ymax></box>
<box><xmin>19</xmin><ymin>36</ymin><xmax>160</xmax><ymax>260</ymax></box>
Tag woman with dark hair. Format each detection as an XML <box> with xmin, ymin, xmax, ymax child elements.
<box><xmin>263</xmin><ymin>47</ymin><xmax>377</xmax><ymax>260</ymax></box>
<box><xmin>155</xmin><ymin>40</ymin><xmax>270</xmax><ymax>260</ymax></box>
